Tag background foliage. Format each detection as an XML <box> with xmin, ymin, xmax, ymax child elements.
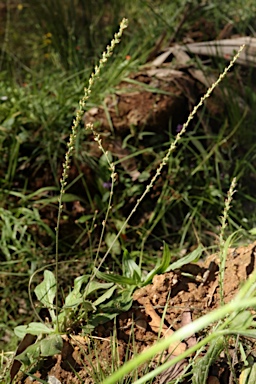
<box><xmin>0</xmin><ymin>0</ymin><xmax>256</xmax><ymax>362</ymax></box>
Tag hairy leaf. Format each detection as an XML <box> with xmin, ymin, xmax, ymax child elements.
<box><xmin>14</xmin><ymin>322</ymin><xmax>54</xmax><ymax>338</ymax></box>
<box><xmin>167</xmin><ymin>245</ymin><xmax>203</xmax><ymax>271</ymax></box>
<box><xmin>143</xmin><ymin>241</ymin><xmax>172</xmax><ymax>285</ymax></box>
<box><xmin>40</xmin><ymin>334</ymin><xmax>63</xmax><ymax>356</ymax></box>
<box><xmin>34</xmin><ymin>270</ymin><xmax>56</xmax><ymax>309</ymax></box>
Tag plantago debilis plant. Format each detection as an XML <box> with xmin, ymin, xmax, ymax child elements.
<box><xmin>55</xmin><ymin>18</ymin><xmax>128</xmax><ymax>330</ymax></box>
<box><xmin>12</xmin><ymin>23</ymin><xmax>130</xmax><ymax>376</ymax></box>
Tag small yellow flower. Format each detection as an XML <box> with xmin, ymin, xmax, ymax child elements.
<box><xmin>17</xmin><ymin>4</ymin><xmax>23</xmax><ymax>11</ymax></box>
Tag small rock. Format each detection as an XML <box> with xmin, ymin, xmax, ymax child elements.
<box><xmin>48</xmin><ymin>376</ymin><xmax>62</xmax><ymax>384</ymax></box>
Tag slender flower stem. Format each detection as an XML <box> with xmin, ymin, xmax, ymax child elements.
<box><xmin>54</xmin><ymin>19</ymin><xmax>128</xmax><ymax>332</ymax></box>
<box><xmin>219</xmin><ymin>177</ymin><xmax>237</xmax><ymax>304</ymax></box>
<box><xmin>219</xmin><ymin>177</ymin><xmax>237</xmax><ymax>249</ymax></box>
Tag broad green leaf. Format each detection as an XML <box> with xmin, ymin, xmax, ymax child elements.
<box><xmin>15</xmin><ymin>335</ymin><xmax>63</xmax><ymax>365</ymax></box>
<box><xmin>61</xmin><ymin>299</ymin><xmax>95</xmax><ymax>321</ymax></box>
<box><xmin>34</xmin><ymin>270</ymin><xmax>56</xmax><ymax>308</ymax></box>
<box><xmin>63</xmin><ymin>277</ymin><xmax>86</xmax><ymax>308</ymax></box>
<box><xmin>15</xmin><ymin>342</ymin><xmax>41</xmax><ymax>365</ymax></box>
<box><xmin>93</xmin><ymin>285</ymin><xmax>117</xmax><ymax>306</ymax></box>
<box><xmin>81</xmin><ymin>300</ymin><xmax>96</xmax><ymax>312</ymax></box>
<box><xmin>56</xmin><ymin>311</ymin><xmax>67</xmax><ymax>330</ymax></box>
<box><xmin>40</xmin><ymin>334</ymin><xmax>63</xmax><ymax>356</ymax></box>
<box><xmin>14</xmin><ymin>322</ymin><xmax>54</xmax><ymax>338</ymax></box>
<box><xmin>26</xmin><ymin>322</ymin><xmax>54</xmax><ymax>335</ymax></box>
<box><xmin>76</xmin><ymin>215</ymin><xmax>94</xmax><ymax>223</ymax></box>
<box><xmin>83</xmin><ymin>289</ymin><xmax>134</xmax><ymax>333</ymax></box>
<box><xmin>99</xmin><ymin>152</ymin><xmax>113</xmax><ymax>167</ymax></box>
<box><xmin>83</xmin><ymin>313</ymin><xmax>118</xmax><ymax>333</ymax></box>
<box><xmin>30</xmin><ymin>193</ymin><xmax>86</xmax><ymax>206</ymax></box>
<box><xmin>102</xmin><ymin>191</ymin><xmax>110</xmax><ymax>203</ymax></box>
<box><xmin>99</xmin><ymin>288</ymin><xmax>134</xmax><ymax>313</ymax></box>
<box><xmin>63</xmin><ymin>292</ymin><xmax>83</xmax><ymax>308</ymax></box>
<box><xmin>113</xmin><ymin>219</ymin><xmax>126</xmax><ymax>233</ymax></box>
<box><xmin>118</xmin><ymin>289</ymin><xmax>134</xmax><ymax>311</ymax></box>
<box><xmin>158</xmin><ymin>242</ymin><xmax>172</xmax><ymax>272</ymax></box>
<box><xmin>249</xmin><ymin>228</ymin><xmax>256</xmax><ymax>235</ymax></box>
<box><xmin>74</xmin><ymin>274</ymin><xmax>90</xmax><ymax>290</ymax></box>
<box><xmin>14</xmin><ymin>325</ymin><xmax>30</xmax><ymax>339</ymax></box>
<box><xmin>84</xmin><ymin>281</ymin><xmax>114</xmax><ymax>297</ymax></box>
<box><xmin>143</xmin><ymin>242</ymin><xmax>172</xmax><ymax>286</ymax></box>
<box><xmin>138</xmin><ymin>171</ymin><xmax>150</xmax><ymax>182</ymax></box>
<box><xmin>96</xmin><ymin>270</ymin><xmax>137</xmax><ymax>286</ymax></box>
<box><xmin>105</xmin><ymin>232</ymin><xmax>121</xmax><ymax>256</ymax></box>
<box><xmin>2</xmin><ymin>116</ymin><xmax>15</xmax><ymax>129</ymax></box>
<box><xmin>122</xmin><ymin>249</ymin><xmax>141</xmax><ymax>281</ymax></box>
<box><xmin>167</xmin><ymin>245</ymin><xmax>203</xmax><ymax>271</ymax></box>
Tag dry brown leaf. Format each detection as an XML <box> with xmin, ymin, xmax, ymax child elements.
<box><xmin>157</xmin><ymin>356</ymin><xmax>188</xmax><ymax>384</ymax></box>
<box><xmin>133</xmin><ymin>292</ymin><xmax>187</xmax><ymax>356</ymax></box>
<box><xmin>10</xmin><ymin>334</ymin><xmax>37</xmax><ymax>383</ymax></box>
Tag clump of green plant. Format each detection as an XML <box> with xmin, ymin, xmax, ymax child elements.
<box><xmin>7</xmin><ymin>15</ymin><xmax>253</xmax><ymax>384</ymax></box>
<box><xmin>5</xmin><ymin>17</ymin><xmax>127</xmax><ymax>382</ymax></box>
<box><xmin>14</xmin><ymin>244</ymin><xmax>195</xmax><ymax>332</ymax></box>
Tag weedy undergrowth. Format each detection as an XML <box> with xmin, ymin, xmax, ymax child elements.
<box><xmin>102</xmin><ymin>178</ymin><xmax>256</xmax><ymax>383</ymax></box>
<box><xmin>100</xmin><ymin>178</ymin><xmax>255</xmax><ymax>384</ymax></box>
<box><xmin>7</xmin><ymin>18</ymin><xmax>128</xmax><ymax>382</ymax></box>
<box><xmin>8</xmin><ymin>16</ymin><xmax>253</xmax><ymax>384</ymax></box>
